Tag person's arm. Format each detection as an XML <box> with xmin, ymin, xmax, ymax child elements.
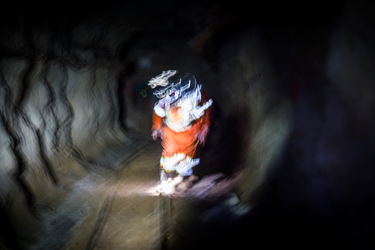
<box><xmin>201</xmin><ymin>90</ymin><xmax>211</xmax><ymax>128</ymax></box>
<box><xmin>196</xmin><ymin>90</ymin><xmax>212</xmax><ymax>145</ymax></box>
<box><xmin>151</xmin><ymin>109</ymin><xmax>164</xmax><ymax>140</ymax></box>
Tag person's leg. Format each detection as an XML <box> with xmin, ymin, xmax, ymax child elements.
<box><xmin>164</xmin><ymin>170</ymin><xmax>178</xmax><ymax>180</ymax></box>
<box><xmin>160</xmin><ymin>169</ymin><xmax>167</xmax><ymax>182</ymax></box>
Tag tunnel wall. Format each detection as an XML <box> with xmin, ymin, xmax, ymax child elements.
<box><xmin>230</xmin><ymin>1</ymin><xmax>375</xmax><ymax>248</ymax></box>
<box><xmin>213</xmin><ymin>28</ymin><xmax>293</xmax><ymax>203</ymax></box>
<box><xmin>195</xmin><ymin>0</ymin><xmax>375</xmax><ymax>209</ymax></box>
<box><xmin>0</xmin><ymin>14</ymin><xmax>141</xmax><ymax>247</ymax></box>
<box><xmin>171</xmin><ymin>1</ymin><xmax>375</xmax><ymax>248</ymax></box>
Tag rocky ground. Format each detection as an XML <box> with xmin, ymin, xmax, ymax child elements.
<box><xmin>17</xmin><ymin>140</ymin><xmax>242</xmax><ymax>250</ymax></box>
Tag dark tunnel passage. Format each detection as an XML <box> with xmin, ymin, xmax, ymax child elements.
<box><xmin>1</xmin><ymin>0</ymin><xmax>375</xmax><ymax>249</ymax></box>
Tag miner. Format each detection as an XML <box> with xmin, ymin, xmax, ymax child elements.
<box><xmin>149</xmin><ymin>70</ymin><xmax>212</xmax><ymax>194</ymax></box>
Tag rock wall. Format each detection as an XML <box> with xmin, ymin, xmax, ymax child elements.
<box><xmin>212</xmin><ymin>27</ymin><xmax>292</xmax><ymax>203</ymax></box>
<box><xmin>0</xmin><ymin>13</ymin><xmax>141</xmax><ymax>248</ymax></box>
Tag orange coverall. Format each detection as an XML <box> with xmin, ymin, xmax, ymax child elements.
<box><xmin>152</xmin><ymin>91</ymin><xmax>211</xmax><ymax>172</ymax></box>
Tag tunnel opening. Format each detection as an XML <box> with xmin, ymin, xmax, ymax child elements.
<box><xmin>1</xmin><ymin>0</ymin><xmax>375</xmax><ymax>249</ymax></box>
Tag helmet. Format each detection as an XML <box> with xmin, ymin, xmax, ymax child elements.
<box><xmin>150</xmin><ymin>71</ymin><xmax>201</xmax><ymax>107</ymax></box>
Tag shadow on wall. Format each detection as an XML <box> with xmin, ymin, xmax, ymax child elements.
<box><xmin>196</xmin><ymin>104</ymin><xmax>251</xmax><ymax>178</ymax></box>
